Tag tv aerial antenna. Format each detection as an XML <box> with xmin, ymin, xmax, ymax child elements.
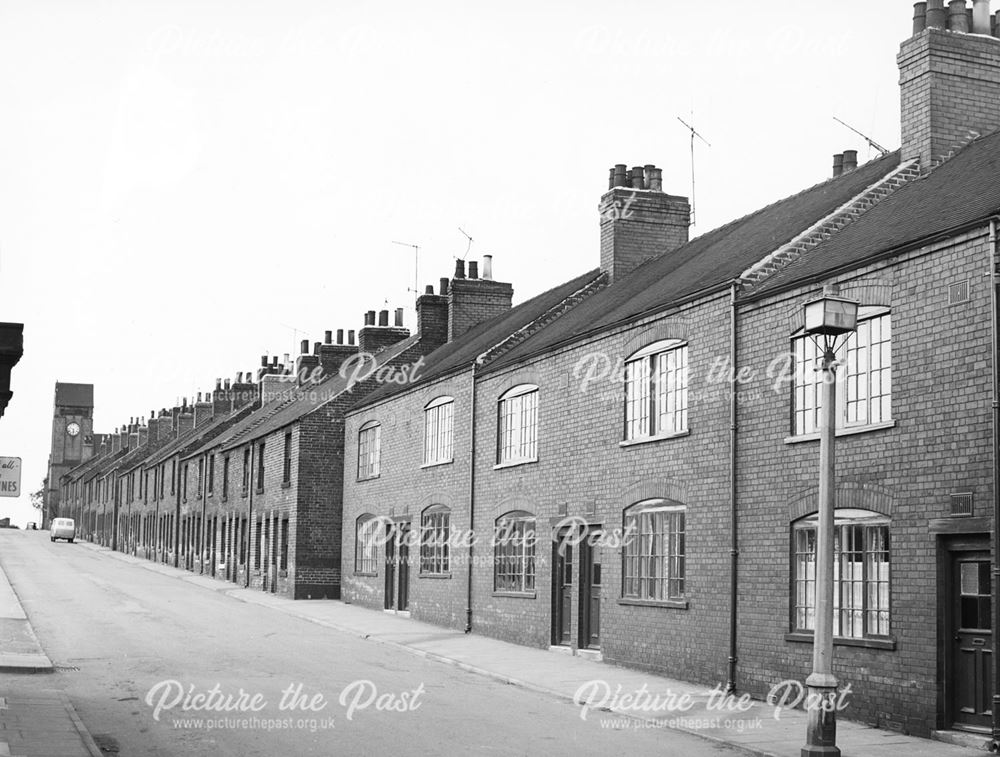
<box><xmin>833</xmin><ymin>116</ymin><xmax>890</xmax><ymax>157</ymax></box>
<box><xmin>677</xmin><ymin>115</ymin><xmax>711</xmax><ymax>228</ymax></box>
<box><xmin>392</xmin><ymin>240</ymin><xmax>421</xmax><ymax>303</ymax></box>
<box><xmin>457</xmin><ymin>227</ymin><xmax>475</xmax><ymax>263</ymax></box>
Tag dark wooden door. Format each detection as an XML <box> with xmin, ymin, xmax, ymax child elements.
<box><xmin>397</xmin><ymin>523</ymin><xmax>410</xmax><ymax>611</ymax></box>
<box><xmin>951</xmin><ymin>550</ymin><xmax>993</xmax><ymax>730</ymax></box>
<box><xmin>552</xmin><ymin>534</ymin><xmax>573</xmax><ymax>646</ymax></box>
<box><xmin>578</xmin><ymin>531</ymin><xmax>601</xmax><ymax>650</ymax></box>
<box><xmin>384</xmin><ymin>523</ymin><xmax>396</xmax><ymax>610</ymax></box>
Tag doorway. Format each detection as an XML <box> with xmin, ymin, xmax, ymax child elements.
<box><xmin>578</xmin><ymin>529</ymin><xmax>601</xmax><ymax>650</ymax></box>
<box><xmin>948</xmin><ymin>545</ymin><xmax>993</xmax><ymax>731</ymax></box>
<box><xmin>552</xmin><ymin>530</ymin><xmax>573</xmax><ymax>646</ymax></box>
<box><xmin>384</xmin><ymin>520</ymin><xmax>410</xmax><ymax>612</ymax></box>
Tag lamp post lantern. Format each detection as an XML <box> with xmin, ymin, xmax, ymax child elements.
<box><xmin>801</xmin><ymin>289</ymin><xmax>858</xmax><ymax>757</ymax></box>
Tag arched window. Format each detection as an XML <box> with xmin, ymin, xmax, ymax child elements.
<box><xmin>792</xmin><ymin>306</ymin><xmax>891</xmax><ymax>435</ymax></box>
<box><xmin>497</xmin><ymin>385</ymin><xmax>539</xmax><ymax>465</ymax></box>
<box><xmin>357</xmin><ymin>421</ymin><xmax>381</xmax><ymax>480</ymax></box>
<box><xmin>355</xmin><ymin>514</ymin><xmax>380</xmax><ymax>574</ymax></box>
<box><xmin>792</xmin><ymin>508</ymin><xmax>890</xmax><ymax>638</ymax></box>
<box><xmin>494</xmin><ymin>511</ymin><xmax>536</xmax><ymax>593</ymax></box>
<box><xmin>420</xmin><ymin>505</ymin><xmax>451</xmax><ymax>575</ymax></box>
<box><xmin>624</xmin><ymin>340</ymin><xmax>688</xmax><ymax>441</ymax></box>
<box><xmin>622</xmin><ymin>499</ymin><xmax>685</xmax><ymax>601</ymax></box>
<box><xmin>423</xmin><ymin>397</ymin><xmax>454</xmax><ymax>465</ymax></box>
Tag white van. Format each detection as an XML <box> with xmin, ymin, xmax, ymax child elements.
<box><xmin>50</xmin><ymin>518</ymin><xmax>75</xmax><ymax>543</ymax></box>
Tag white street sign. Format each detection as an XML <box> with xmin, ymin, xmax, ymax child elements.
<box><xmin>0</xmin><ymin>457</ymin><xmax>21</xmax><ymax>497</ymax></box>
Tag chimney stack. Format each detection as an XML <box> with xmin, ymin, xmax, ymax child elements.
<box><xmin>417</xmin><ymin>283</ymin><xmax>449</xmax><ymax>350</ymax></box>
<box><xmin>447</xmin><ymin>259</ymin><xmax>514</xmax><ymax>342</ymax></box>
<box><xmin>194</xmin><ymin>393</ymin><xmax>214</xmax><ymax>428</ymax></box>
<box><xmin>901</xmin><ymin>0</ymin><xmax>1000</xmax><ymax>168</ymax></box>
<box><xmin>600</xmin><ymin>163</ymin><xmax>690</xmax><ymax>283</ymax></box>
<box><xmin>297</xmin><ymin>336</ymin><xmax>321</xmax><ymax>385</ymax></box>
<box><xmin>359</xmin><ymin>307</ymin><xmax>411</xmax><ymax>355</ymax></box>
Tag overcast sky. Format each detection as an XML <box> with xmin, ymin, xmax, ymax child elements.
<box><xmin>0</xmin><ymin>1</ymin><xmax>906</xmax><ymax>526</ymax></box>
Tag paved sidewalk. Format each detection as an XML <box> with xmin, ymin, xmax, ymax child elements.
<box><xmin>0</xmin><ymin>557</ymin><xmax>103</xmax><ymax>757</ymax></box>
<box><xmin>81</xmin><ymin>540</ymin><xmax>985</xmax><ymax>757</ymax></box>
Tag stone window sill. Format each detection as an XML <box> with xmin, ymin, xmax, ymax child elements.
<box><xmin>493</xmin><ymin>591</ymin><xmax>537</xmax><ymax>599</ymax></box>
<box><xmin>419</xmin><ymin>572</ymin><xmax>453</xmax><ymax>579</ymax></box>
<box><xmin>281</xmin><ymin>481</ymin><xmax>291</xmax><ymax>489</ymax></box>
<box><xmin>354</xmin><ymin>571</ymin><xmax>378</xmax><ymax>578</ymax></box>
<box><xmin>493</xmin><ymin>458</ymin><xmax>538</xmax><ymax>471</ymax></box>
<box><xmin>618</xmin><ymin>597</ymin><xmax>689</xmax><ymax>610</ymax></box>
<box><xmin>619</xmin><ymin>430</ymin><xmax>691</xmax><ymax>448</ymax></box>
<box><xmin>784</xmin><ymin>631</ymin><xmax>896</xmax><ymax>650</ymax></box>
<box><xmin>421</xmin><ymin>459</ymin><xmax>454</xmax><ymax>469</ymax></box>
<box><xmin>784</xmin><ymin>420</ymin><xmax>896</xmax><ymax>445</ymax></box>
<box><xmin>357</xmin><ymin>475</ymin><xmax>380</xmax><ymax>482</ymax></box>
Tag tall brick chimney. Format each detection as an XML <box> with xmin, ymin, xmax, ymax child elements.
<box><xmin>296</xmin><ymin>339</ymin><xmax>321</xmax><ymax>386</ymax></box>
<box><xmin>111</xmin><ymin>427</ymin><xmax>122</xmax><ymax>453</ymax></box>
<box><xmin>318</xmin><ymin>330</ymin><xmax>359</xmax><ymax>378</ymax></box>
<box><xmin>416</xmin><ymin>282</ymin><xmax>449</xmax><ymax>349</ymax></box>
<box><xmin>176</xmin><ymin>407</ymin><xmax>195</xmax><ymax>436</ymax></box>
<box><xmin>194</xmin><ymin>392</ymin><xmax>214</xmax><ymax>428</ymax></box>
<box><xmin>600</xmin><ymin>164</ymin><xmax>690</xmax><ymax>283</ymax></box>
<box><xmin>231</xmin><ymin>373</ymin><xmax>256</xmax><ymax>410</ymax></box>
<box><xmin>359</xmin><ymin>309</ymin><xmax>410</xmax><ymax>354</ymax></box>
<box><xmin>900</xmin><ymin>4</ymin><xmax>1000</xmax><ymax>169</ymax></box>
<box><xmin>448</xmin><ymin>259</ymin><xmax>513</xmax><ymax>341</ymax></box>
<box><xmin>212</xmin><ymin>379</ymin><xmax>231</xmax><ymax>416</ymax></box>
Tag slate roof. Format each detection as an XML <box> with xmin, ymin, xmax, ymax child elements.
<box><xmin>478</xmin><ymin>151</ymin><xmax>902</xmax><ymax>372</ymax></box>
<box><xmin>55</xmin><ymin>383</ymin><xmax>93</xmax><ymax>408</ymax></box>
<box><xmin>750</xmin><ymin>131</ymin><xmax>1000</xmax><ymax>297</ymax></box>
<box><xmin>184</xmin><ymin>334</ymin><xmax>422</xmax><ymax>459</ymax></box>
<box><xmin>356</xmin><ymin>268</ymin><xmax>605</xmax><ymax>409</ymax></box>
<box><xmin>142</xmin><ymin>402</ymin><xmax>259</xmax><ymax>467</ymax></box>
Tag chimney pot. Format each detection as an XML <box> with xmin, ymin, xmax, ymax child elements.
<box><xmin>300</xmin><ymin>339</ymin><xmax>309</xmax><ymax>355</ymax></box>
<box><xmin>215</xmin><ymin>378</ymin><xmax>222</xmax><ymax>390</ymax></box>
<box><xmin>314</xmin><ymin>341</ymin><xmax>321</xmax><ymax>355</ymax></box>
<box><xmin>454</xmin><ymin>259</ymin><xmax>466</xmax><ymax>279</ymax></box>
<box><xmin>833</xmin><ymin>153</ymin><xmax>845</xmax><ymax>177</ymax></box>
<box><xmin>378</xmin><ymin>309</ymin><xmax>389</xmax><ymax>327</ymax></box>
<box><xmin>324</xmin><ymin>330</ymin><xmax>332</xmax><ymax>344</ymax></box>
<box><xmin>348</xmin><ymin>330</ymin><xmax>356</xmax><ymax>345</ymax></box>
<box><xmin>630</xmin><ymin>166</ymin><xmax>645</xmax><ymax>189</ymax></box>
<box><xmin>643</xmin><ymin>164</ymin><xmax>655</xmax><ymax>189</ymax></box>
<box><xmin>973</xmin><ymin>0</ymin><xmax>991</xmax><ymax>33</ymax></box>
<box><xmin>468</xmin><ymin>260</ymin><xmax>479</xmax><ymax>279</ymax></box>
<box><xmin>482</xmin><ymin>254</ymin><xmax>493</xmax><ymax>280</ymax></box>
<box><xmin>272</xmin><ymin>356</ymin><xmax>279</xmax><ymax>367</ymax></box>
<box><xmin>236</xmin><ymin>372</ymin><xmax>243</xmax><ymax>383</ymax></box>
<box><xmin>608</xmin><ymin>167</ymin><xmax>615</xmax><ymax>190</ymax></box>
<box><xmin>261</xmin><ymin>355</ymin><xmax>268</xmax><ymax>367</ymax></box>
<box><xmin>927</xmin><ymin>0</ymin><xmax>947</xmax><ymax>27</ymax></box>
<box><xmin>395</xmin><ymin>308</ymin><xmax>404</xmax><ymax>327</ymax></box>
<box><xmin>225</xmin><ymin>378</ymin><xmax>232</xmax><ymax>389</ymax></box>
<box><xmin>842</xmin><ymin>149</ymin><xmax>858</xmax><ymax>172</ymax></box>
<box><xmin>914</xmin><ymin>2</ymin><xmax>928</xmax><ymax>34</ymax></box>
<box><xmin>439</xmin><ymin>277</ymin><xmax>449</xmax><ymax>296</ymax></box>
<box><xmin>367</xmin><ymin>310</ymin><xmax>376</xmax><ymax>325</ymax></box>
<box><xmin>336</xmin><ymin>329</ymin><xmax>344</xmax><ymax>344</ymax></box>
<box><xmin>613</xmin><ymin>164</ymin><xmax>627</xmax><ymax>187</ymax></box>
<box><xmin>949</xmin><ymin>0</ymin><xmax>970</xmax><ymax>32</ymax></box>
<box><xmin>425</xmin><ymin>284</ymin><xmax>434</xmax><ymax>294</ymax></box>
<box><xmin>648</xmin><ymin>168</ymin><xmax>663</xmax><ymax>192</ymax></box>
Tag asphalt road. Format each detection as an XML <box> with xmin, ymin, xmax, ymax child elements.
<box><xmin>0</xmin><ymin>530</ymin><xmax>742</xmax><ymax>757</ymax></box>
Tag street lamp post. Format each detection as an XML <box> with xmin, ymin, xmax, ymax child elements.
<box><xmin>801</xmin><ymin>289</ymin><xmax>858</xmax><ymax>757</ymax></box>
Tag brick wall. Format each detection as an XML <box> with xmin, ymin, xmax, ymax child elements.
<box><xmin>599</xmin><ymin>187</ymin><xmax>690</xmax><ymax>282</ymax></box>
<box><xmin>448</xmin><ymin>278</ymin><xmax>514</xmax><ymax>341</ymax></box>
<box><xmin>736</xmin><ymin>227</ymin><xmax>993</xmax><ymax>735</ymax></box>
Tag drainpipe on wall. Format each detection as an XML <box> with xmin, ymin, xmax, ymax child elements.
<box><xmin>247</xmin><ymin>443</ymin><xmax>256</xmax><ymax>589</ymax></box>
<box><xmin>726</xmin><ymin>281</ymin><xmax>741</xmax><ymax>694</ymax></box>
<box><xmin>465</xmin><ymin>363</ymin><xmax>478</xmax><ymax>634</ymax></box>
<box><xmin>988</xmin><ymin>218</ymin><xmax>1000</xmax><ymax>750</ymax></box>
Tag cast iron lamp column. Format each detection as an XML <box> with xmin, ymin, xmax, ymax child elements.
<box><xmin>801</xmin><ymin>289</ymin><xmax>858</xmax><ymax>757</ymax></box>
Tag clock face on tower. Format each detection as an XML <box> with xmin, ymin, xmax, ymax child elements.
<box><xmin>66</xmin><ymin>422</ymin><xmax>81</xmax><ymax>437</ymax></box>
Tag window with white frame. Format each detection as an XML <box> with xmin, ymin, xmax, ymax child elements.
<box><xmin>793</xmin><ymin>307</ymin><xmax>891</xmax><ymax>436</ymax></box>
<box><xmin>792</xmin><ymin>509</ymin><xmax>890</xmax><ymax>639</ymax></box>
<box><xmin>494</xmin><ymin>512</ymin><xmax>536</xmax><ymax>593</ymax></box>
<box><xmin>624</xmin><ymin>340</ymin><xmax>689</xmax><ymax>441</ymax></box>
<box><xmin>355</xmin><ymin>515</ymin><xmax>379</xmax><ymax>574</ymax></box>
<box><xmin>420</xmin><ymin>505</ymin><xmax>450</xmax><ymax>574</ymax></box>
<box><xmin>622</xmin><ymin>499</ymin><xmax>686</xmax><ymax>601</ymax></box>
<box><xmin>357</xmin><ymin>421</ymin><xmax>381</xmax><ymax>480</ymax></box>
<box><xmin>497</xmin><ymin>385</ymin><xmax>538</xmax><ymax>465</ymax></box>
<box><xmin>423</xmin><ymin>397</ymin><xmax>454</xmax><ymax>465</ymax></box>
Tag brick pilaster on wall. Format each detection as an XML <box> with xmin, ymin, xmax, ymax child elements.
<box><xmin>899</xmin><ymin>27</ymin><xmax>1000</xmax><ymax>170</ymax></box>
<box><xmin>599</xmin><ymin>186</ymin><xmax>691</xmax><ymax>283</ymax></box>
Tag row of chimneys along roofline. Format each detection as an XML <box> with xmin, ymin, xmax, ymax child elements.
<box><xmin>914</xmin><ymin>0</ymin><xmax>1000</xmax><ymax>35</ymax></box>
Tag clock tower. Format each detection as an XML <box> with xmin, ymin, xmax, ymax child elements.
<box><xmin>44</xmin><ymin>382</ymin><xmax>95</xmax><ymax>524</ymax></box>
